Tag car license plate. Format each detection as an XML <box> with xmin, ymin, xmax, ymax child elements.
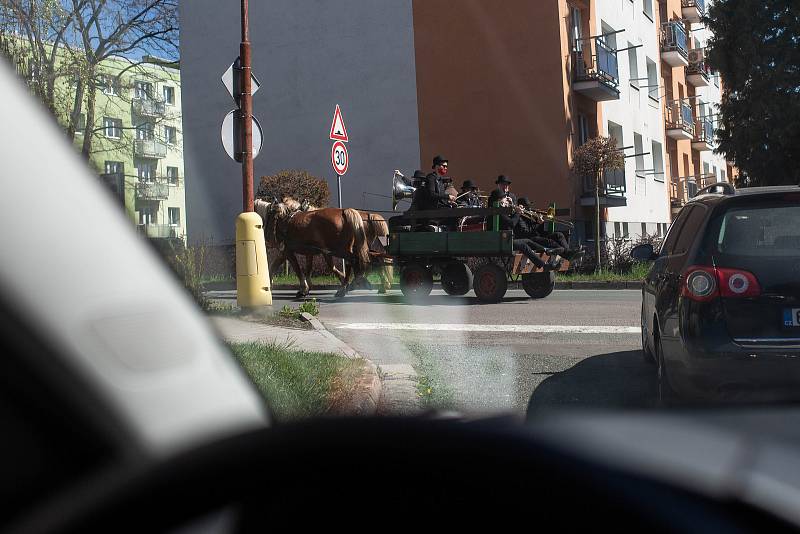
<box><xmin>783</xmin><ymin>309</ymin><xmax>800</xmax><ymax>327</ymax></box>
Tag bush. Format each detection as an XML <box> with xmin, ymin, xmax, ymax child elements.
<box><xmin>574</xmin><ymin>232</ymin><xmax>662</xmax><ymax>275</ymax></box>
<box><xmin>257</xmin><ymin>169</ymin><xmax>330</xmax><ymax>207</ymax></box>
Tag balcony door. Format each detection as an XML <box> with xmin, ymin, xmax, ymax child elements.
<box><xmin>136</xmin><ymin>160</ymin><xmax>157</xmax><ymax>183</ymax></box>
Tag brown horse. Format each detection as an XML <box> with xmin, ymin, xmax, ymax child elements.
<box><xmin>255</xmin><ymin>198</ymin><xmax>369</xmax><ymax>297</ymax></box>
<box><xmin>281</xmin><ymin>197</ymin><xmax>393</xmax><ymax>294</ymax></box>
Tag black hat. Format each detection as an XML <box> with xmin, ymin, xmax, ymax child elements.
<box><xmin>412</xmin><ymin>170</ymin><xmax>427</xmax><ymax>180</ymax></box>
<box><xmin>432</xmin><ymin>155</ymin><xmax>448</xmax><ymax>168</ymax></box>
<box><xmin>517</xmin><ymin>196</ymin><xmax>531</xmax><ymax>208</ymax></box>
<box><xmin>461</xmin><ymin>179</ymin><xmax>477</xmax><ymax>190</ymax></box>
<box><xmin>495</xmin><ymin>174</ymin><xmax>512</xmax><ymax>185</ymax></box>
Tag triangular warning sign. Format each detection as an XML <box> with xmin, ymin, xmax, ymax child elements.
<box><xmin>329</xmin><ymin>104</ymin><xmax>349</xmax><ymax>142</ymax></box>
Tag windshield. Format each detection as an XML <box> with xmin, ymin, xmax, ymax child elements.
<box><xmin>1</xmin><ymin>0</ymin><xmax>797</xmax><ymax>424</ymax></box>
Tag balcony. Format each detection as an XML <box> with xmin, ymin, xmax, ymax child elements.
<box><xmin>572</xmin><ymin>37</ymin><xmax>620</xmax><ymax>102</ymax></box>
<box><xmin>134</xmin><ymin>138</ymin><xmax>167</xmax><ymax>158</ymax></box>
<box><xmin>132</xmin><ymin>97</ymin><xmax>166</xmax><ymax>118</ymax></box>
<box><xmin>691</xmin><ymin>118</ymin><xmax>714</xmax><ymax>151</ymax></box>
<box><xmin>665</xmin><ymin>101</ymin><xmax>695</xmax><ymax>140</ymax></box>
<box><xmin>661</xmin><ymin>21</ymin><xmax>689</xmax><ymax>67</ymax></box>
<box><xmin>580</xmin><ymin>167</ymin><xmax>627</xmax><ymax>207</ymax></box>
<box><xmin>136</xmin><ymin>179</ymin><xmax>170</xmax><ymax>200</ymax></box>
<box><xmin>686</xmin><ymin>50</ymin><xmax>711</xmax><ymax>87</ymax></box>
<box><xmin>137</xmin><ymin>224</ymin><xmax>180</xmax><ymax>239</ymax></box>
<box><xmin>670</xmin><ymin>177</ymin><xmax>698</xmax><ymax>210</ymax></box>
<box><xmin>681</xmin><ymin>0</ymin><xmax>705</xmax><ymax>23</ymax></box>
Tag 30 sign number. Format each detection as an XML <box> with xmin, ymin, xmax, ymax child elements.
<box><xmin>331</xmin><ymin>140</ymin><xmax>349</xmax><ymax>176</ymax></box>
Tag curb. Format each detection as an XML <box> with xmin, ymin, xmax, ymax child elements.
<box><xmin>300</xmin><ymin>312</ymin><xmax>382</xmax><ymax>416</ymax></box>
<box><xmin>208</xmin><ymin>281</ymin><xmax>643</xmax><ymax>292</ymax></box>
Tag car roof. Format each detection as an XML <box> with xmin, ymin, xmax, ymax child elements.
<box><xmin>690</xmin><ymin>185</ymin><xmax>800</xmax><ymax>206</ymax></box>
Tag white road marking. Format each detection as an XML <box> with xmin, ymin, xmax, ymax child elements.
<box><xmin>333</xmin><ymin>323</ymin><xmax>640</xmax><ymax>334</ymax></box>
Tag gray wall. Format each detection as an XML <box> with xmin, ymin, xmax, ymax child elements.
<box><xmin>179</xmin><ymin>0</ymin><xmax>421</xmax><ymax>244</ymax></box>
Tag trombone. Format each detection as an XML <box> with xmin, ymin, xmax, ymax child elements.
<box><xmin>519</xmin><ymin>205</ymin><xmax>575</xmax><ymax>229</ymax></box>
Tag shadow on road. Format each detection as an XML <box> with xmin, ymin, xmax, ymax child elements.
<box><xmin>322</xmin><ymin>294</ymin><xmax>533</xmax><ymax>306</ymax></box>
<box><xmin>526</xmin><ymin>350</ymin><xmax>657</xmax><ymax>420</ymax></box>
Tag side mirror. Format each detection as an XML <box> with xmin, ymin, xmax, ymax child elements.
<box><xmin>630</xmin><ymin>243</ymin><xmax>656</xmax><ymax>262</ymax></box>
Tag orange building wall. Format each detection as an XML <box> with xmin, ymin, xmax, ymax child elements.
<box><xmin>411</xmin><ymin>0</ymin><xmax>574</xmax><ymax>208</ymax></box>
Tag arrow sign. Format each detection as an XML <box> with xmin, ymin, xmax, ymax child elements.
<box><xmin>329</xmin><ymin>104</ymin><xmax>349</xmax><ymax>142</ymax></box>
<box><xmin>221</xmin><ymin>58</ymin><xmax>261</xmax><ymax>107</ymax></box>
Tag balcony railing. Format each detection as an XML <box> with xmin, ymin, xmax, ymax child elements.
<box><xmin>134</xmin><ymin>138</ymin><xmax>167</xmax><ymax>158</ymax></box>
<box><xmin>137</xmin><ymin>224</ymin><xmax>180</xmax><ymax>239</ymax></box>
<box><xmin>661</xmin><ymin>21</ymin><xmax>689</xmax><ymax>67</ymax></box>
<box><xmin>136</xmin><ymin>179</ymin><xmax>170</xmax><ymax>200</ymax></box>
<box><xmin>132</xmin><ymin>97</ymin><xmax>166</xmax><ymax>118</ymax></box>
<box><xmin>692</xmin><ymin>118</ymin><xmax>714</xmax><ymax>150</ymax></box>
<box><xmin>572</xmin><ymin>36</ymin><xmax>620</xmax><ymax>101</ymax></box>
<box><xmin>580</xmin><ymin>167</ymin><xmax>627</xmax><ymax>207</ymax></box>
<box><xmin>681</xmin><ymin>0</ymin><xmax>705</xmax><ymax>22</ymax></box>
<box><xmin>665</xmin><ymin>101</ymin><xmax>695</xmax><ymax>139</ymax></box>
<box><xmin>686</xmin><ymin>52</ymin><xmax>711</xmax><ymax>86</ymax></box>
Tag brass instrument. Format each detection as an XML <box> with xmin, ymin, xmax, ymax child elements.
<box><xmin>519</xmin><ymin>206</ymin><xmax>575</xmax><ymax>228</ymax></box>
<box><xmin>392</xmin><ymin>170</ymin><xmax>416</xmax><ymax>210</ymax></box>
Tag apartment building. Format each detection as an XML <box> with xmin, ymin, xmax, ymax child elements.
<box><xmin>86</xmin><ymin>56</ymin><xmax>187</xmax><ymax>241</ymax></box>
<box><xmin>180</xmin><ymin>0</ymin><xmax>732</xmax><ymax>244</ymax></box>
<box><xmin>657</xmin><ymin>0</ymin><xmax>736</xmax><ymax>217</ymax></box>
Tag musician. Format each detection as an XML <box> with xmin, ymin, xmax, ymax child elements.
<box><xmin>487</xmin><ymin>175</ymin><xmax>516</xmax><ymax>207</ymax></box>
<box><xmin>457</xmin><ymin>180</ymin><xmax>482</xmax><ymax>208</ymax></box>
<box><xmin>517</xmin><ymin>197</ymin><xmax>583</xmax><ymax>260</ymax></box>
<box><xmin>408</xmin><ymin>170</ymin><xmax>429</xmax><ymax>211</ymax></box>
<box><xmin>490</xmin><ymin>177</ymin><xmax>561</xmax><ymax>271</ymax></box>
<box><xmin>418</xmin><ymin>154</ymin><xmax>456</xmax><ymax>210</ymax></box>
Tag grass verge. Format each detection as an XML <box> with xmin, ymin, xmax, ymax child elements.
<box><xmin>404</xmin><ymin>342</ymin><xmax>456</xmax><ymax>411</ymax></box>
<box><xmin>558</xmin><ymin>262</ymin><xmax>650</xmax><ymax>282</ymax></box>
<box><xmin>230</xmin><ymin>341</ymin><xmax>365</xmax><ymax>421</ymax></box>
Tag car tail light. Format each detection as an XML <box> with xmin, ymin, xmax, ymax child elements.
<box><xmin>681</xmin><ymin>265</ymin><xmax>761</xmax><ymax>302</ymax></box>
<box><xmin>682</xmin><ymin>266</ymin><xmax>717</xmax><ymax>302</ymax></box>
<box><xmin>717</xmin><ymin>267</ymin><xmax>761</xmax><ymax>298</ymax></box>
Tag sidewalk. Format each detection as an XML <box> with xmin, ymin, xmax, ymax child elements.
<box><xmin>211</xmin><ymin>315</ymin><xmax>357</xmax><ymax>358</ymax></box>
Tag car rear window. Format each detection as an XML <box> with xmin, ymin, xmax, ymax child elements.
<box><xmin>716</xmin><ymin>205</ymin><xmax>800</xmax><ymax>257</ymax></box>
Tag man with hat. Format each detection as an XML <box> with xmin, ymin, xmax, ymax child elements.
<box><xmin>517</xmin><ymin>196</ymin><xmax>583</xmax><ymax>260</ymax></box>
<box><xmin>417</xmin><ymin>155</ymin><xmax>456</xmax><ymax>211</ymax></box>
<box><xmin>457</xmin><ymin>179</ymin><xmax>482</xmax><ymax>208</ymax></box>
<box><xmin>408</xmin><ymin>170</ymin><xmax>429</xmax><ymax>211</ymax></box>
<box><xmin>486</xmin><ymin>176</ymin><xmax>562</xmax><ymax>271</ymax></box>
<box><xmin>487</xmin><ymin>174</ymin><xmax>516</xmax><ymax>208</ymax></box>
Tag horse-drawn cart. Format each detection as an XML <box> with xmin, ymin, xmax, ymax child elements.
<box><xmin>386</xmin><ymin>206</ymin><xmax>570</xmax><ymax>303</ymax></box>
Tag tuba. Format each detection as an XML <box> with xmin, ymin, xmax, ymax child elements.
<box><xmin>392</xmin><ymin>170</ymin><xmax>416</xmax><ymax>211</ymax></box>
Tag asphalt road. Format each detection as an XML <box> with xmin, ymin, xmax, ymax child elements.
<box><xmin>257</xmin><ymin>288</ymin><xmax>656</xmax><ymax>419</ymax></box>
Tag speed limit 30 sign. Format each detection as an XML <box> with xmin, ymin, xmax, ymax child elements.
<box><xmin>331</xmin><ymin>140</ymin><xmax>349</xmax><ymax>176</ymax></box>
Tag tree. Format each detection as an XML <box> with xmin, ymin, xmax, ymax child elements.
<box><xmin>258</xmin><ymin>170</ymin><xmax>331</xmax><ymax>208</ymax></box>
<box><xmin>704</xmin><ymin>0</ymin><xmax>800</xmax><ymax>186</ymax></box>
<box><xmin>571</xmin><ymin>137</ymin><xmax>624</xmax><ymax>272</ymax></box>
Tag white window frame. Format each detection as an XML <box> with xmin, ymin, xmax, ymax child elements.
<box><xmin>628</xmin><ymin>43</ymin><xmax>639</xmax><ymax>89</ymax></box>
<box><xmin>166</xmin><ymin>166</ymin><xmax>179</xmax><ymax>185</ymax></box>
<box><xmin>136</xmin><ymin>123</ymin><xmax>154</xmax><ymax>141</ymax></box>
<box><xmin>168</xmin><ymin>207</ymin><xmax>181</xmax><ymax>226</ymax></box>
<box><xmin>103</xmin><ymin>117</ymin><xmax>121</xmax><ymax>139</ymax></box>
<box><xmin>134</xmin><ymin>80</ymin><xmax>153</xmax><ymax>100</ymax></box>
<box><xmin>164</xmin><ymin>125</ymin><xmax>177</xmax><ymax>146</ymax></box>
<box><xmin>136</xmin><ymin>160</ymin><xmax>157</xmax><ymax>182</ymax></box>
<box><xmin>100</xmin><ymin>74</ymin><xmax>118</xmax><ymax>96</ymax></box>
<box><xmin>163</xmin><ymin>85</ymin><xmax>175</xmax><ymax>105</ymax></box>
<box><xmin>139</xmin><ymin>205</ymin><xmax>156</xmax><ymax>225</ymax></box>
<box><xmin>652</xmin><ymin>140</ymin><xmax>665</xmax><ymax>182</ymax></box>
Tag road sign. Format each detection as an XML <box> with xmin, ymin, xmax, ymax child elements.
<box><xmin>221</xmin><ymin>109</ymin><xmax>263</xmax><ymax>162</ymax></box>
<box><xmin>329</xmin><ymin>104</ymin><xmax>349</xmax><ymax>142</ymax></box>
<box><xmin>221</xmin><ymin>58</ymin><xmax>261</xmax><ymax>107</ymax></box>
<box><xmin>331</xmin><ymin>140</ymin><xmax>349</xmax><ymax>175</ymax></box>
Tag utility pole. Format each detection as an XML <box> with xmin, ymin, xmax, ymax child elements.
<box><xmin>240</xmin><ymin>0</ymin><xmax>254</xmax><ymax>213</ymax></box>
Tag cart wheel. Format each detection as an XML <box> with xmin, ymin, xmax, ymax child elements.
<box><xmin>441</xmin><ymin>262</ymin><xmax>473</xmax><ymax>296</ymax></box>
<box><xmin>473</xmin><ymin>264</ymin><xmax>507</xmax><ymax>303</ymax></box>
<box><xmin>400</xmin><ymin>263</ymin><xmax>433</xmax><ymax>300</ymax></box>
<box><xmin>522</xmin><ymin>271</ymin><xmax>555</xmax><ymax>299</ymax></box>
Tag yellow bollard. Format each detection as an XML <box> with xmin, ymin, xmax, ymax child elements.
<box><xmin>235</xmin><ymin>212</ymin><xmax>272</xmax><ymax>307</ymax></box>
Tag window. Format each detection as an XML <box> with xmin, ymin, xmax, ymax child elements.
<box><xmin>136</xmin><ymin>123</ymin><xmax>154</xmax><ymax>140</ymax></box>
<box><xmin>627</xmin><ymin>43</ymin><xmax>639</xmax><ymax>88</ymax></box>
<box><xmin>662</xmin><ymin>206</ymin><xmax>694</xmax><ymax>255</ymax></box>
<box><xmin>623</xmin><ymin>222</ymin><xmax>629</xmax><ymax>238</ymax></box>
<box><xmin>608</xmin><ymin>121</ymin><xmax>624</xmax><ymax>149</ymax></box>
<box><xmin>643</xmin><ymin>0</ymin><xmax>653</xmax><ymax>20</ymax></box>
<box><xmin>103</xmin><ymin>117</ymin><xmax>121</xmax><ymax>139</ymax></box>
<box><xmin>722</xmin><ymin>170</ymin><xmax>727</xmax><ymax>183</ymax></box>
<box><xmin>104</xmin><ymin>161</ymin><xmax>123</xmax><ymax>175</ymax></box>
<box><xmin>136</xmin><ymin>160</ymin><xmax>157</xmax><ymax>182</ymax></box>
<box><xmin>652</xmin><ymin>141</ymin><xmax>664</xmax><ymax>182</ymax></box>
<box><xmin>134</xmin><ymin>81</ymin><xmax>153</xmax><ymax>100</ymax></box>
<box><xmin>577</xmin><ymin>114</ymin><xmax>589</xmax><ymax>146</ymax></box>
<box><xmin>641</xmin><ymin>222</ymin><xmax>647</xmax><ymax>237</ymax></box>
<box><xmin>674</xmin><ymin>206</ymin><xmax>707</xmax><ymax>255</ymax></box>
<box><xmin>166</xmin><ymin>166</ymin><xmax>179</xmax><ymax>185</ymax></box>
<box><xmin>139</xmin><ymin>205</ymin><xmax>156</xmax><ymax>225</ymax></box>
<box><xmin>99</xmin><ymin>74</ymin><xmax>119</xmax><ymax>95</ymax></box>
<box><xmin>601</xmin><ymin>21</ymin><xmax>617</xmax><ymax>50</ymax></box>
<box><xmin>168</xmin><ymin>208</ymin><xmax>181</xmax><ymax>226</ymax></box>
<box><xmin>570</xmin><ymin>7</ymin><xmax>583</xmax><ymax>52</ymax></box>
<box><xmin>634</xmin><ymin>132</ymin><xmax>644</xmax><ymax>177</ymax></box>
<box><xmin>646</xmin><ymin>58</ymin><xmax>658</xmax><ymax>101</ymax></box>
<box><xmin>711</xmin><ymin>165</ymin><xmax>717</xmax><ymax>182</ymax></box>
<box><xmin>163</xmin><ymin>86</ymin><xmax>175</xmax><ymax>105</ymax></box>
<box><xmin>614</xmin><ymin>221</ymin><xmax>621</xmax><ymax>237</ymax></box>
<box><xmin>164</xmin><ymin>126</ymin><xmax>177</xmax><ymax>145</ymax></box>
